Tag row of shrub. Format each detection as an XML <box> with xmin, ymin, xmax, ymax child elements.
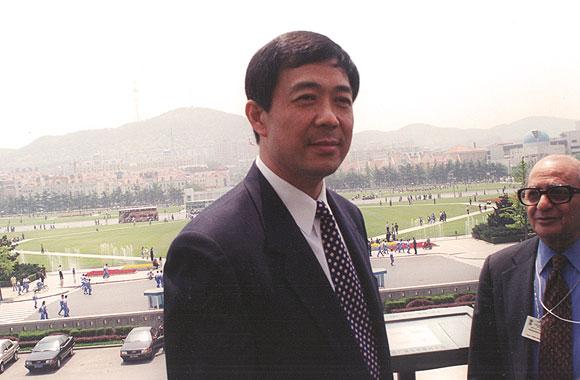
<box><xmin>384</xmin><ymin>293</ymin><xmax>476</xmax><ymax>313</ymax></box>
<box><xmin>9</xmin><ymin>325</ymin><xmax>135</xmax><ymax>343</ymax></box>
<box><xmin>471</xmin><ymin>224</ymin><xmax>524</xmax><ymax>244</ymax></box>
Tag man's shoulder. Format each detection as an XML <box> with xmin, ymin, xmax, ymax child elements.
<box><xmin>178</xmin><ymin>180</ymin><xmax>259</xmax><ymax>237</ymax></box>
<box><xmin>486</xmin><ymin>236</ymin><xmax>539</xmax><ymax>269</ymax></box>
<box><xmin>327</xmin><ymin>189</ymin><xmax>358</xmax><ymax>212</ymax></box>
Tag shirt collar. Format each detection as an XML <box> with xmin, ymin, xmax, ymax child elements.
<box><xmin>538</xmin><ymin>238</ymin><xmax>580</xmax><ymax>274</ymax></box>
<box><xmin>255</xmin><ymin>156</ymin><xmax>328</xmax><ymax>234</ymax></box>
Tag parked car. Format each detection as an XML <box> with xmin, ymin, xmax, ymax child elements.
<box><xmin>0</xmin><ymin>339</ymin><xmax>19</xmax><ymax>373</ymax></box>
<box><xmin>120</xmin><ymin>325</ymin><xmax>164</xmax><ymax>362</ymax></box>
<box><xmin>25</xmin><ymin>334</ymin><xmax>74</xmax><ymax>371</ymax></box>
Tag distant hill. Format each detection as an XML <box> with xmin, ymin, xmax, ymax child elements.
<box><xmin>1</xmin><ymin>107</ymin><xmax>257</xmax><ymax>170</ymax></box>
<box><xmin>350</xmin><ymin>116</ymin><xmax>578</xmax><ymax>151</ymax></box>
<box><xmin>1</xmin><ymin>110</ymin><xmax>577</xmax><ymax>171</ymax></box>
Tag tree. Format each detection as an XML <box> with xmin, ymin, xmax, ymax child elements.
<box><xmin>0</xmin><ymin>235</ymin><xmax>18</xmax><ymax>282</ymax></box>
<box><xmin>503</xmin><ymin>157</ymin><xmax>529</xmax><ymax>240</ymax></box>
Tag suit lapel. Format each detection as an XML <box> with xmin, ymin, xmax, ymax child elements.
<box><xmin>245</xmin><ymin>166</ymin><xmax>364</xmax><ymax>365</ymax></box>
<box><xmin>500</xmin><ymin>237</ymin><xmax>539</xmax><ymax>378</ymax></box>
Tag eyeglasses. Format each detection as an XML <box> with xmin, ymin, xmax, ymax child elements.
<box><xmin>517</xmin><ymin>185</ymin><xmax>580</xmax><ymax>206</ymax></box>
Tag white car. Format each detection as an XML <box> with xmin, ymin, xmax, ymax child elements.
<box><xmin>0</xmin><ymin>339</ymin><xmax>19</xmax><ymax>373</ymax></box>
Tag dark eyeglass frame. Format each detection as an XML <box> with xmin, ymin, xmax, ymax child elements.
<box><xmin>517</xmin><ymin>185</ymin><xmax>580</xmax><ymax>206</ymax></box>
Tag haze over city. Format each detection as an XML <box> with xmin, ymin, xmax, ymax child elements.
<box><xmin>1</xmin><ymin>0</ymin><xmax>579</xmax><ymax>150</ymax></box>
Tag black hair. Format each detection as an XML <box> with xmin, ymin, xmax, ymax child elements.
<box><xmin>245</xmin><ymin>31</ymin><xmax>359</xmax><ymax>142</ymax></box>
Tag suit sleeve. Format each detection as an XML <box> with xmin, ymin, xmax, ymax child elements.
<box><xmin>163</xmin><ymin>231</ymin><xmax>256</xmax><ymax>379</ymax></box>
<box><xmin>468</xmin><ymin>255</ymin><xmax>504</xmax><ymax>379</ymax></box>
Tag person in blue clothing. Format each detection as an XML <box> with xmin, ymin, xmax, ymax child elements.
<box><xmin>58</xmin><ymin>294</ymin><xmax>66</xmax><ymax>316</ymax></box>
<box><xmin>39</xmin><ymin>301</ymin><xmax>48</xmax><ymax>320</ymax></box>
<box><xmin>63</xmin><ymin>295</ymin><xmax>70</xmax><ymax>317</ymax></box>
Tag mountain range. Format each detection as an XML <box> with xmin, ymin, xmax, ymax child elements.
<box><xmin>1</xmin><ymin>108</ymin><xmax>577</xmax><ymax>170</ymax></box>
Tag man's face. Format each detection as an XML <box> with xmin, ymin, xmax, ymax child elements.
<box><xmin>253</xmin><ymin>59</ymin><xmax>353</xmax><ymax>197</ymax></box>
<box><xmin>526</xmin><ymin>159</ymin><xmax>580</xmax><ymax>250</ymax></box>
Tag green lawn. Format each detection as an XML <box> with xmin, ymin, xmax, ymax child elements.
<box><xmin>359</xmin><ymin>200</ymin><xmax>483</xmax><ymax>237</ymax></box>
<box><xmin>338</xmin><ymin>181</ymin><xmax>516</xmax><ymax>200</ymax></box>
<box><xmin>16</xmin><ymin>220</ymin><xmax>187</xmax><ymax>257</ymax></box>
<box><xmin>6</xmin><ymin>196</ymin><xmax>493</xmax><ymax>271</ymax></box>
<box><xmin>0</xmin><ymin>205</ymin><xmax>184</xmax><ymax>228</ymax></box>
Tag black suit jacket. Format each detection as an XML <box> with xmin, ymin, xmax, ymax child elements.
<box><xmin>468</xmin><ymin>237</ymin><xmax>540</xmax><ymax>379</ymax></box>
<box><xmin>164</xmin><ymin>165</ymin><xmax>393</xmax><ymax>379</ymax></box>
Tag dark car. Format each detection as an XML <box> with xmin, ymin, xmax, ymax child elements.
<box><xmin>25</xmin><ymin>334</ymin><xmax>74</xmax><ymax>371</ymax></box>
<box><xmin>0</xmin><ymin>338</ymin><xmax>19</xmax><ymax>373</ymax></box>
<box><xmin>120</xmin><ymin>326</ymin><xmax>164</xmax><ymax>362</ymax></box>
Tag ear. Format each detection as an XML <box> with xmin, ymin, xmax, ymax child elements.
<box><xmin>245</xmin><ymin>100</ymin><xmax>268</xmax><ymax>139</ymax></box>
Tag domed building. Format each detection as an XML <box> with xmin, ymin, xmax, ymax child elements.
<box><xmin>523</xmin><ymin>130</ymin><xmax>550</xmax><ymax>144</ymax></box>
<box><xmin>488</xmin><ymin>129</ymin><xmax>567</xmax><ymax>176</ymax></box>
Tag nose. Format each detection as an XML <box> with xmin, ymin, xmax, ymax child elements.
<box><xmin>535</xmin><ymin>193</ymin><xmax>554</xmax><ymax>209</ymax></box>
<box><xmin>315</xmin><ymin>99</ymin><xmax>340</xmax><ymax>128</ymax></box>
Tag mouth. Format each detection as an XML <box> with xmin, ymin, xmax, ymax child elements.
<box><xmin>534</xmin><ymin>216</ymin><xmax>559</xmax><ymax>224</ymax></box>
<box><xmin>310</xmin><ymin>138</ymin><xmax>341</xmax><ymax>146</ymax></box>
<box><xmin>309</xmin><ymin>139</ymin><xmax>342</xmax><ymax>154</ymax></box>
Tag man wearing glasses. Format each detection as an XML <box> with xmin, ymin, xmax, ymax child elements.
<box><xmin>469</xmin><ymin>154</ymin><xmax>580</xmax><ymax>379</ymax></box>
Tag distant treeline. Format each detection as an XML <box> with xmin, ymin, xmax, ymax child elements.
<box><xmin>327</xmin><ymin>160</ymin><xmax>508</xmax><ymax>190</ymax></box>
<box><xmin>0</xmin><ymin>184</ymin><xmax>183</xmax><ymax>214</ymax></box>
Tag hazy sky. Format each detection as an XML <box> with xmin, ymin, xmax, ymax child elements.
<box><xmin>1</xmin><ymin>0</ymin><xmax>579</xmax><ymax>149</ymax></box>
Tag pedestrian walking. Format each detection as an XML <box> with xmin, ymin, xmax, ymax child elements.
<box><xmin>63</xmin><ymin>295</ymin><xmax>70</xmax><ymax>317</ymax></box>
<box><xmin>10</xmin><ymin>275</ymin><xmax>17</xmax><ymax>291</ymax></box>
<box><xmin>72</xmin><ymin>267</ymin><xmax>76</xmax><ymax>284</ymax></box>
<box><xmin>150</xmin><ymin>247</ymin><xmax>154</xmax><ymax>262</ymax></box>
<box><xmin>389</xmin><ymin>250</ymin><xmax>395</xmax><ymax>266</ymax></box>
<box><xmin>22</xmin><ymin>277</ymin><xmax>30</xmax><ymax>292</ymax></box>
<box><xmin>86</xmin><ymin>278</ymin><xmax>92</xmax><ymax>295</ymax></box>
<box><xmin>58</xmin><ymin>294</ymin><xmax>66</xmax><ymax>316</ymax></box>
<box><xmin>33</xmin><ymin>294</ymin><xmax>38</xmax><ymax>309</ymax></box>
<box><xmin>39</xmin><ymin>301</ymin><xmax>48</xmax><ymax>320</ymax></box>
<box><xmin>155</xmin><ymin>271</ymin><xmax>162</xmax><ymax>288</ymax></box>
<box><xmin>103</xmin><ymin>263</ymin><xmax>110</xmax><ymax>279</ymax></box>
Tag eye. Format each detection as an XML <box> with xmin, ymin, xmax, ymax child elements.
<box><xmin>294</xmin><ymin>93</ymin><xmax>317</xmax><ymax>103</ymax></box>
<box><xmin>335</xmin><ymin>96</ymin><xmax>352</xmax><ymax>107</ymax></box>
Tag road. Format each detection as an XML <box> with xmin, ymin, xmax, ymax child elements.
<box><xmin>1</xmin><ymin>346</ymin><xmax>166</xmax><ymax>379</ymax></box>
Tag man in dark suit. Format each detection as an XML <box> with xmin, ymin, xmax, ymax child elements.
<box><xmin>468</xmin><ymin>155</ymin><xmax>580</xmax><ymax>379</ymax></box>
<box><xmin>164</xmin><ymin>31</ymin><xmax>393</xmax><ymax>379</ymax></box>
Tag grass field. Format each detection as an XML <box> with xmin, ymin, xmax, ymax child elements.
<box><xmin>6</xmin><ymin>195</ymin><xmax>494</xmax><ymax>270</ymax></box>
<box><xmin>359</xmin><ymin>200</ymin><xmax>485</xmax><ymax>237</ymax></box>
<box><xmin>338</xmin><ymin>181</ymin><xmax>516</xmax><ymax>200</ymax></box>
<box><xmin>0</xmin><ymin>205</ymin><xmax>184</xmax><ymax>228</ymax></box>
<box><xmin>17</xmin><ymin>220</ymin><xmax>187</xmax><ymax>255</ymax></box>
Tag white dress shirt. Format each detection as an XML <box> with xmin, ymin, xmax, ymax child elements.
<box><xmin>256</xmin><ymin>156</ymin><xmax>352</xmax><ymax>289</ymax></box>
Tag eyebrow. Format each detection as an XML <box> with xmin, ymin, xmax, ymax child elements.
<box><xmin>290</xmin><ymin>81</ymin><xmax>352</xmax><ymax>95</ymax></box>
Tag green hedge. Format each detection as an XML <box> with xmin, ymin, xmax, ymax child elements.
<box><xmin>384</xmin><ymin>292</ymin><xmax>474</xmax><ymax>313</ymax></box>
<box><xmin>15</xmin><ymin>325</ymin><xmax>135</xmax><ymax>342</ymax></box>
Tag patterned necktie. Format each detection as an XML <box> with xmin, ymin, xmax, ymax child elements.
<box><xmin>316</xmin><ymin>201</ymin><xmax>380</xmax><ymax>379</ymax></box>
<box><xmin>539</xmin><ymin>254</ymin><xmax>572</xmax><ymax>380</ymax></box>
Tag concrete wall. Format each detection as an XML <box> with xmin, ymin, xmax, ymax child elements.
<box><xmin>0</xmin><ymin>309</ymin><xmax>163</xmax><ymax>335</ymax></box>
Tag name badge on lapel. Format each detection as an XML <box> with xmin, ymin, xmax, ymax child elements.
<box><xmin>521</xmin><ymin>315</ymin><xmax>541</xmax><ymax>342</ymax></box>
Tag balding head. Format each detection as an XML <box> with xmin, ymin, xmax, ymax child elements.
<box><xmin>528</xmin><ymin>154</ymin><xmax>580</xmax><ymax>185</ymax></box>
<box><xmin>525</xmin><ymin>154</ymin><xmax>580</xmax><ymax>252</ymax></box>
